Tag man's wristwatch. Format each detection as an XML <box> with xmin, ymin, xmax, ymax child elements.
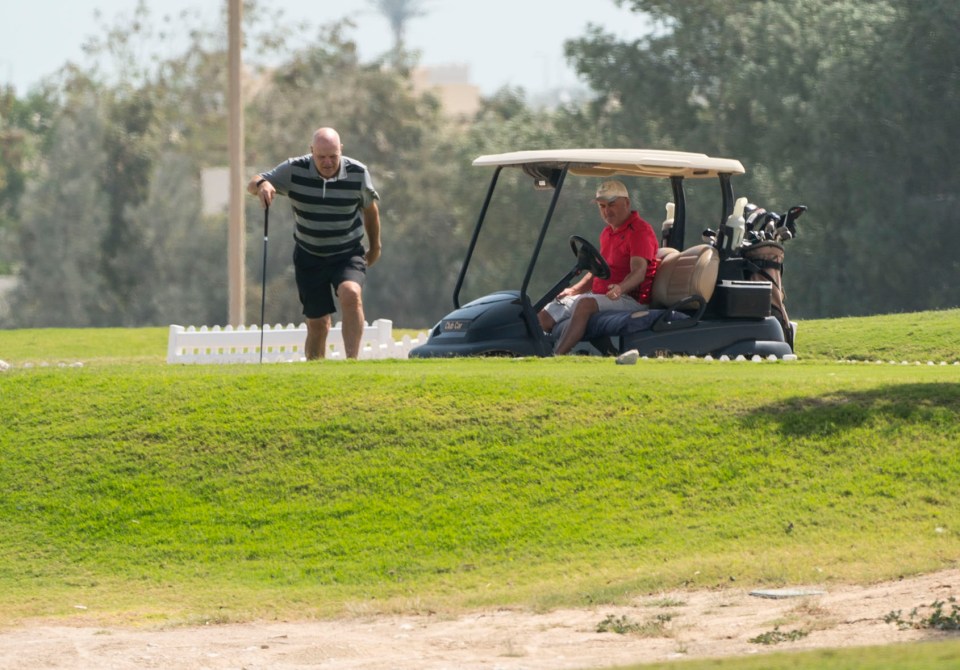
<box><xmin>255</xmin><ymin>177</ymin><xmax>267</xmax><ymax>189</ymax></box>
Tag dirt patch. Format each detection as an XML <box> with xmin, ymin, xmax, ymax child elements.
<box><xmin>1</xmin><ymin>570</ymin><xmax>957</xmax><ymax>669</ymax></box>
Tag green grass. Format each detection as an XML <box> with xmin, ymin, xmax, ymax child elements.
<box><xmin>0</xmin><ymin>326</ymin><xmax>428</xmax><ymax>366</ymax></box>
<box><xmin>611</xmin><ymin>638</ymin><xmax>960</xmax><ymax>669</ymax></box>
<box><xmin>795</xmin><ymin>308</ymin><xmax>960</xmax><ymax>363</ymax></box>
<box><xmin>1</xmin><ymin>310</ymin><xmax>959</xmax><ymax>669</ymax></box>
<box><xmin>1</xmin><ymin>309</ymin><xmax>957</xmax><ymax>365</ymax></box>
<box><xmin>2</xmin><ymin>358</ymin><xmax>958</xmax><ymax>620</ymax></box>
<box><xmin>0</xmin><ymin>326</ymin><xmax>169</xmax><ymax>365</ymax></box>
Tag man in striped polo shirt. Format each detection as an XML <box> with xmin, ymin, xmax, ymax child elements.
<box><xmin>249</xmin><ymin>127</ymin><xmax>381</xmax><ymax>360</ymax></box>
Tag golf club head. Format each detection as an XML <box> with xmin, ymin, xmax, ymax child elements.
<box><xmin>762</xmin><ymin>212</ymin><xmax>781</xmax><ymax>237</ymax></box>
<box><xmin>784</xmin><ymin>204</ymin><xmax>807</xmax><ymax>237</ymax></box>
<box><xmin>785</xmin><ymin>204</ymin><xmax>807</xmax><ymax>221</ymax></box>
<box><xmin>745</xmin><ymin>206</ymin><xmax>766</xmax><ymax>232</ymax></box>
<box><xmin>773</xmin><ymin>226</ymin><xmax>793</xmax><ymax>242</ymax></box>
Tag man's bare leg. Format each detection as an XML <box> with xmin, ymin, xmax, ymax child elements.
<box><xmin>337</xmin><ymin>281</ymin><xmax>364</xmax><ymax>359</ymax></box>
<box><xmin>305</xmin><ymin>315</ymin><xmax>331</xmax><ymax>360</ymax></box>
<box><xmin>554</xmin><ymin>298</ymin><xmax>599</xmax><ymax>355</ymax></box>
<box><xmin>538</xmin><ymin>310</ymin><xmax>556</xmax><ymax>333</ymax></box>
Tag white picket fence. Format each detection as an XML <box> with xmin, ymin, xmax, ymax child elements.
<box><xmin>167</xmin><ymin>319</ymin><xmax>427</xmax><ymax>364</ymax></box>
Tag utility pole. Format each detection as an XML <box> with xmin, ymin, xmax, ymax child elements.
<box><xmin>227</xmin><ymin>0</ymin><xmax>246</xmax><ymax>326</ymax></box>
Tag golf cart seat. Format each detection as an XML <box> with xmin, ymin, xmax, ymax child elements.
<box><xmin>651</xmin><ymin>244</ymin><xmax>719</xmax><ymax>315</ymax></box>
<box><xmin>583</xmin><ymin>244</ymin><xmax>720</xmax><ymax>341</ymax></box>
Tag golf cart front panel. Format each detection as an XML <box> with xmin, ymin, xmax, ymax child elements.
<box><xmin>411</xmin><ymin>291</ymin><xmax>542</xmax><ymax>358</ymax></box>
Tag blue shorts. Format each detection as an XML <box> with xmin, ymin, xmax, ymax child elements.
<box><xmin>293</xmin><ymin>245</ymin><xmax>366</xmax><ymax>319</ymax></box>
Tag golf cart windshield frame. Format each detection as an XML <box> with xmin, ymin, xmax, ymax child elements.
<box><xmin>451</xmin><ymin>163</ymin><xmax>572</xmax><ymax>356</ymax></box>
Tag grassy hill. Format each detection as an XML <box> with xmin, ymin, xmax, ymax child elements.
<box><xmin>1</xmin><ymin>310</ymin><xmax>959</xmax><ymax>667</ymax></box>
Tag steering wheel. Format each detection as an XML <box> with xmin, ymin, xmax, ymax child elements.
<box><xmin>569</xmin><ymin>235</ymin><xmax>610</xmax><ymax>280</ymax></box>
<box><xmin>531</xmin><ymin>235</ymin><xmax>612</xmax><ymax>314</ymax></box>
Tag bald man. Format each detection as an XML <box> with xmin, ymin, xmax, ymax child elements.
<box><xmin>249</xmin><ymin>127</ymin><xmax>381</xmax><ymax>360</ymax></box>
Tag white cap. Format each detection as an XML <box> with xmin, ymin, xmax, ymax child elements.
<box><xmin>593</xmin><ymin>180</ymin><xmax>629</xmax><ymax>202</ymax></box>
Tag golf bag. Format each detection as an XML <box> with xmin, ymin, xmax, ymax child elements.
<box><xmin>741</xmin><ymin>241</ymin><xmax>793</xmax><ymax>349</ymax></box>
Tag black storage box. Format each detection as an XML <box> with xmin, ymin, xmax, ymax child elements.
<box><xmin>711</xmin><ymin>280</ymin><xmax>771</xmax><ymax>318</ymax></box>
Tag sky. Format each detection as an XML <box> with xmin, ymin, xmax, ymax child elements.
<box><xmin>0</xmin><ymin>0</ymin><xmax>652</xmax><ymax>97</ymax></box>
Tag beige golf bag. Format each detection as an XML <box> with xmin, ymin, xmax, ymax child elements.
<box><xmin>741</xmin><ymin>241</ymin><xmax>793</xmax><ymax>349</ymax></box>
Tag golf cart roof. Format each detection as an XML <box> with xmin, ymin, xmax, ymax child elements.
<box><xmin>473</xmin><ymin>148</ymin><xmax>745</xmax><ymax>179</ymax></box>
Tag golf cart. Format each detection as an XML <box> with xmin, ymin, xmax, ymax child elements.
<box><xmin>410</xmin><ymin>149</ymin><xmax>797</xmax><ymax>359</ymax></box>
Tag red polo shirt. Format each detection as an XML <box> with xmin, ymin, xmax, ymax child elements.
<box><xmin>592</xmin><ymin>210</ymin><xmax>659</xmax><ymax>305</ymax></box>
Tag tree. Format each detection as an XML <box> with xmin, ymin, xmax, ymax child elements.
<box><xmin>792</xmin><ymin>0</ymin><xmax>960</xmax><ymax>315</ymax></box>
<box><xmin>4</xmin><ymin>0</ymin><xmax>307</xmax><ymax>328</ymax></box>
<box><xmin>9</xmin><ymin>97</ymin><xmax>111</xmax><ymax>327</ymax></box>
<box><xmin>368</xmin><ymin>0</ymin><xmax>430</xmax><ymax>57</ymax></box>
<box><xmin>0</xmin><ymin>86</ymin><xmax>57</xmax><ymax>276</ymax></box>
<box><xmin>121</xmin><ymin>153</ymin><xmax>227</xmax><ymax>326</ymax></box>
<box><xmin>564</xmin><ymin>0</ymin><xmax>960</xmax><ymax>318</ymax></box>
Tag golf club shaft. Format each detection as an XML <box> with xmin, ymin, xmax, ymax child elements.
<box><xmin>259</xmin><ymin>204</ymin><xmax>269</xmax><ymax>363</ymax></box>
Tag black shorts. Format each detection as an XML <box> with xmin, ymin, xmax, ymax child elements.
<box><xmin>293</xmin><ymin>245</ymin><xmax>367</xmax><ymax>319</ymax></box>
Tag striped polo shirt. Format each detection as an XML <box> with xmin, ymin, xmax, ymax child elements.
<box><xmin>261</xmin><ymin>154</ymin><xmax>379</xmax><ymax>258</ymax></box>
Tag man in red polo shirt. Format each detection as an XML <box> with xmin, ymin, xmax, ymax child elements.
<box><xmin>538</xmin><ymin>179</ymin><xmax>659</xmax><ymax>355</ymax></box>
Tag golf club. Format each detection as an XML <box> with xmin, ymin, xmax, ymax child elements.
<box><xmin>773</xmin><ymin>225</ymin><xmax>793</xmax><ymax>242</ymax></box>
<box><xmin>660</xmin><ymin>202</ymin><xmax>675</xmax><ymax>247</ymax></box>
<box><xmin>259</xmin><ymin>204</ymin><xmax>270</xmax><ymax>364</ymax></box>
<box><xmin>745</xmin><ymin>205</ymin><xmax>766</xmax><ymax>233</ymax></box>
<box><xmin>742</xmin><ymin>203</ymin><xmax>759</xmax><ymax>232</ymax></box>
<box><xmin>761</xmin><ymin>211</ymin><xmax>781</xmax><ymax>240</ymax></box>
<box><xmin>783</xmin><ymin>204</ymin><xmax>807</xmax><ymax>238</ymax></box>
